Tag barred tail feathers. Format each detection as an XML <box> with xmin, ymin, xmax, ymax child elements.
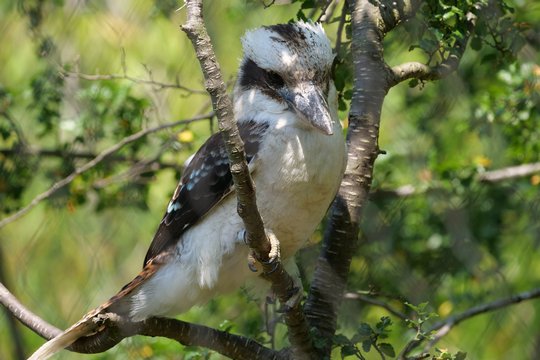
<box><xmin>28</xmin><ymin>312</ymin><xmax>101</xmax><ymax>360</ymax></box>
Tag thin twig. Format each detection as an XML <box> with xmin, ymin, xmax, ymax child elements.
<box><xmin>62</xmin><ymin>70</ymin><xmax>208</xmax><ymax>94</ymax></box>
<box><xmin>0</xmin><ymin>147</ymin><xmax>178</xmax><ymax>169</ymax></box>
<box><xmin>344</xmin><ymin>292</ymin><xmax>408</xmax><ymax>321</ymax></box>
<box><xmin>399</xmin><ymin>288</ymin><xmax>540</xmax><ymax>358</ymax></box>
<box><xmin>0</xmin><ymin>113</ymin><xmax>214</xmax><ymax>230</ymax></box>
<box><xmin>334</xmin><ymin>1</ymin><xmax>348</xmax><ymax>55</ymax></box>
<box><xmin>425</xmin><ymin>288</ymin><xmax>540</xmax><ymax>350</ymax></box>
<box><xmin>315</xmin><ymin>0</ymin><xmax>336</xmax><ymax>22</ymax></box>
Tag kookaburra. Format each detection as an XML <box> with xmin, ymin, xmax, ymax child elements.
<box><xmin>30</xmin><ymin>21</ymin><xmax>345</xmax><ymax>359</ymax></box>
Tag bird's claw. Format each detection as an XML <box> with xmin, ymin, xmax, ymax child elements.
<box><xmin>260</xmin><ymin>252</ymin><xmax>280</xmax><ymax>275</ymax></box>
<box><xmin>239</xmin><ymin>228</ymin><xmax>281</xmax><ymax>274</ymax></box>
<box><xmin>247</xmin><ymin>252</ymin><xmax>258</xmax><ymax>272</ymax></box>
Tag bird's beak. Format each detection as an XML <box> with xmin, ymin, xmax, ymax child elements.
<box><xmin>281</xmin><ymin>82</ymin><xmax>334</xmax><ymax>135</ymax></box>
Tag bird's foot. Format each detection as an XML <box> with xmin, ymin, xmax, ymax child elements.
<box><xmin>277</xmin><ymin>277</ymin><xmax>304</xmax><ymax>313</ymax></box>
<box><xmin>278</xmin><ymin>277</ymin><xmax>303</xmax><ymax>313</ymax></box>
<box><xmin>238</xmin><ymin>228</ymin><xmax>281</xmax><ymax>274</ymax></box>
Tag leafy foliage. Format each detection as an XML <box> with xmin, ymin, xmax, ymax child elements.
<box><xmin>474</xmin><ymin>62</ymin><xmax>540</xmax><ymax>162</ymax></box>
<box><xmin>0</xmin><ymin>0</ymin><xmax>538</xmax><ymax>359</ymax></box>
<box><xmin>333</xmin><ymin>317</ymin><xmax>395</xmax><ymax>359</ymax></box>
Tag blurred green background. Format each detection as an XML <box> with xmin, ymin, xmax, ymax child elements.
<box><xmin>0</xmin><ymin>0</ymin><xmax>539</xmax><ymax>359</ymax></box>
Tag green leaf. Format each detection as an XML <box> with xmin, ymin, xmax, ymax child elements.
<box><xmin>340</xmin><ymin>344</ymin><xmax>358</xmax><ymax>358</ymax></box>
<box><xmin>356</xmin><ymin>323</ymin><xmax>373</xmax><ymax>341</ymax></box>
<box><xmin>301</xmin><ymin>0</ymin><xmax>316</xmax><ymax>9</ymax></box>
<box><xmin>362</xmin><ymin>339</ymin><xmax>372</xmax><ymax>353</ymax></box>
<box><xmin>379</xmin><ymin>343</ymin><xmax>396</xmax><ymax>357</ymax></box>
<box><xmin>333</xmin><ymin>334</ymin><xmax>350</xmax><ymax>346</ymax></box>
<box><xmin>296</xmin><ymin>9</ymin><xmax>308</xmax><ymax>21</ymax></box>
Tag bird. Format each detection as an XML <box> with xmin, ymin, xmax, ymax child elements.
<box><xmin>29</xmin><ymin>21</ymin><xmax>346</xmax><ymax>359</ymax></box>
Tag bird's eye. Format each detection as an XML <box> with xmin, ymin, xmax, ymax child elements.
<box><xmin>266</xmin><ymin>71</ymin><xmax>285</xmax><ymax>89</ymax></box>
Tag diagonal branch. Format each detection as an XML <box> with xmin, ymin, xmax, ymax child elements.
<box><xmin>0</xmin><ymin>113</ymin><xmax>213</xmax><ymax>230</ymax></box>
<box><xmin>344</xmin><ymin>292</ymin><xmax>408</xmax><ymax>321</ymax></box>
<box><xmin>0</xmin><ymin>282</ymin><xmax>62</xmax><ymax>342</ymax></box>
<box><xmin>399</xmin><ymin>288</ymin><xmax>540</xmax><ymax>358</ymax></box>
<box><xmin>181</xmin><ymin>1</ymin><xmax>311</xmax><ymax>358</ymax></box>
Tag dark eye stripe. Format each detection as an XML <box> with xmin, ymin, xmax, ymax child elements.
<box><xmin>239</xmin><ymin>59</ymin><xmax>285</xmax><ymax>90</ymax></box>
<box><xmin>238</xmin><ymin>58</ymin><xmax>285</xmax><ymax>101</ymax></box>
<box><xmin>267</xmin><ymin>71</ymin><xmax>285</xmax><ymax>89</ymax></box>
<box><xmin>238</xmin><ymin>58</ymin><xmax>265</xmax><ymax>90</ymax></box>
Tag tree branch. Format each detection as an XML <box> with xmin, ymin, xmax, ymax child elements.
<box><xmin>344</xmin><ymin>292</ymin><xmax>408</xmax><ymax>321</ymax></box>
<box><xmin>0</xmin><ymin>113</ymin><xmax>213</xmax><ymax>230</ymax></box>
<box><xmin>62</xmin><ymin>70</ymin><xmax>208</xmax><ymax>94</ymax></box>
<box><xmin>370</xmin><ymin>161</ymin><xmax>540</xmax><ymax>200</ymax></box>
<box><xmin>0</xmin><ymin>282</ymin><xmax>62</xmax><ymax>342</ymax></box>
<box><xmin>399</xmin><ymin>288</ymin><xmax>540</xmax><ymax>358</ymax></box>
<box><xmin>181</xmin><ymin>1</ymin><xmax>312</xmax><ymax>358</ymax></box>
<box><xmin>305</xmin><ymin>0</ymin><xmax>392</xmax><ymax>356</ymax></box>
<box><xmin>333</xmin><ymin>1</ymin><xmax>348</xmax><ymax>56</ymax></box>
<box><xmin>69</xmin><ymin>316</ymin><xmax>280</xmax><ymax>359</ymax></box>
<box><xmin>478</xmin><ymin>162</ymin><xmax>540</xmax><ymax>182</ymax></box>
<box><xmin>0</xmin><ymin>278</ymin><xmax>279</xmax><ymax>359</ymax></box>
<box><xmin>0</xmin><ymin>147</ymin><xmax>178</xmax><ymax>169</ymax></box>
<box><xmin>389</xmin><ymin>3</ymin><xmax>483</xmax><ymax>86</ymax></box>
<box><xmin>390</xmin><ymin>59</ymin><xmax>459</xmax><ymax>85</ymax></box>
<box><xmin>379</xmin><ymin>0</ymin><xmax>423</xmax><ymax>34</ymax></box>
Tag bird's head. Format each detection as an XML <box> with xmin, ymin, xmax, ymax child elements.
<box><xmin>235</xmin><ymin>22</ymin><xmax>336</xmax><ymax>135</ymax></box>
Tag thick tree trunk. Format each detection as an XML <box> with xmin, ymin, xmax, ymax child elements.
<box><xmin>304</xmin><ymin>0</ymin><xmax>393</xmax><ymax>356</ymax></box>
